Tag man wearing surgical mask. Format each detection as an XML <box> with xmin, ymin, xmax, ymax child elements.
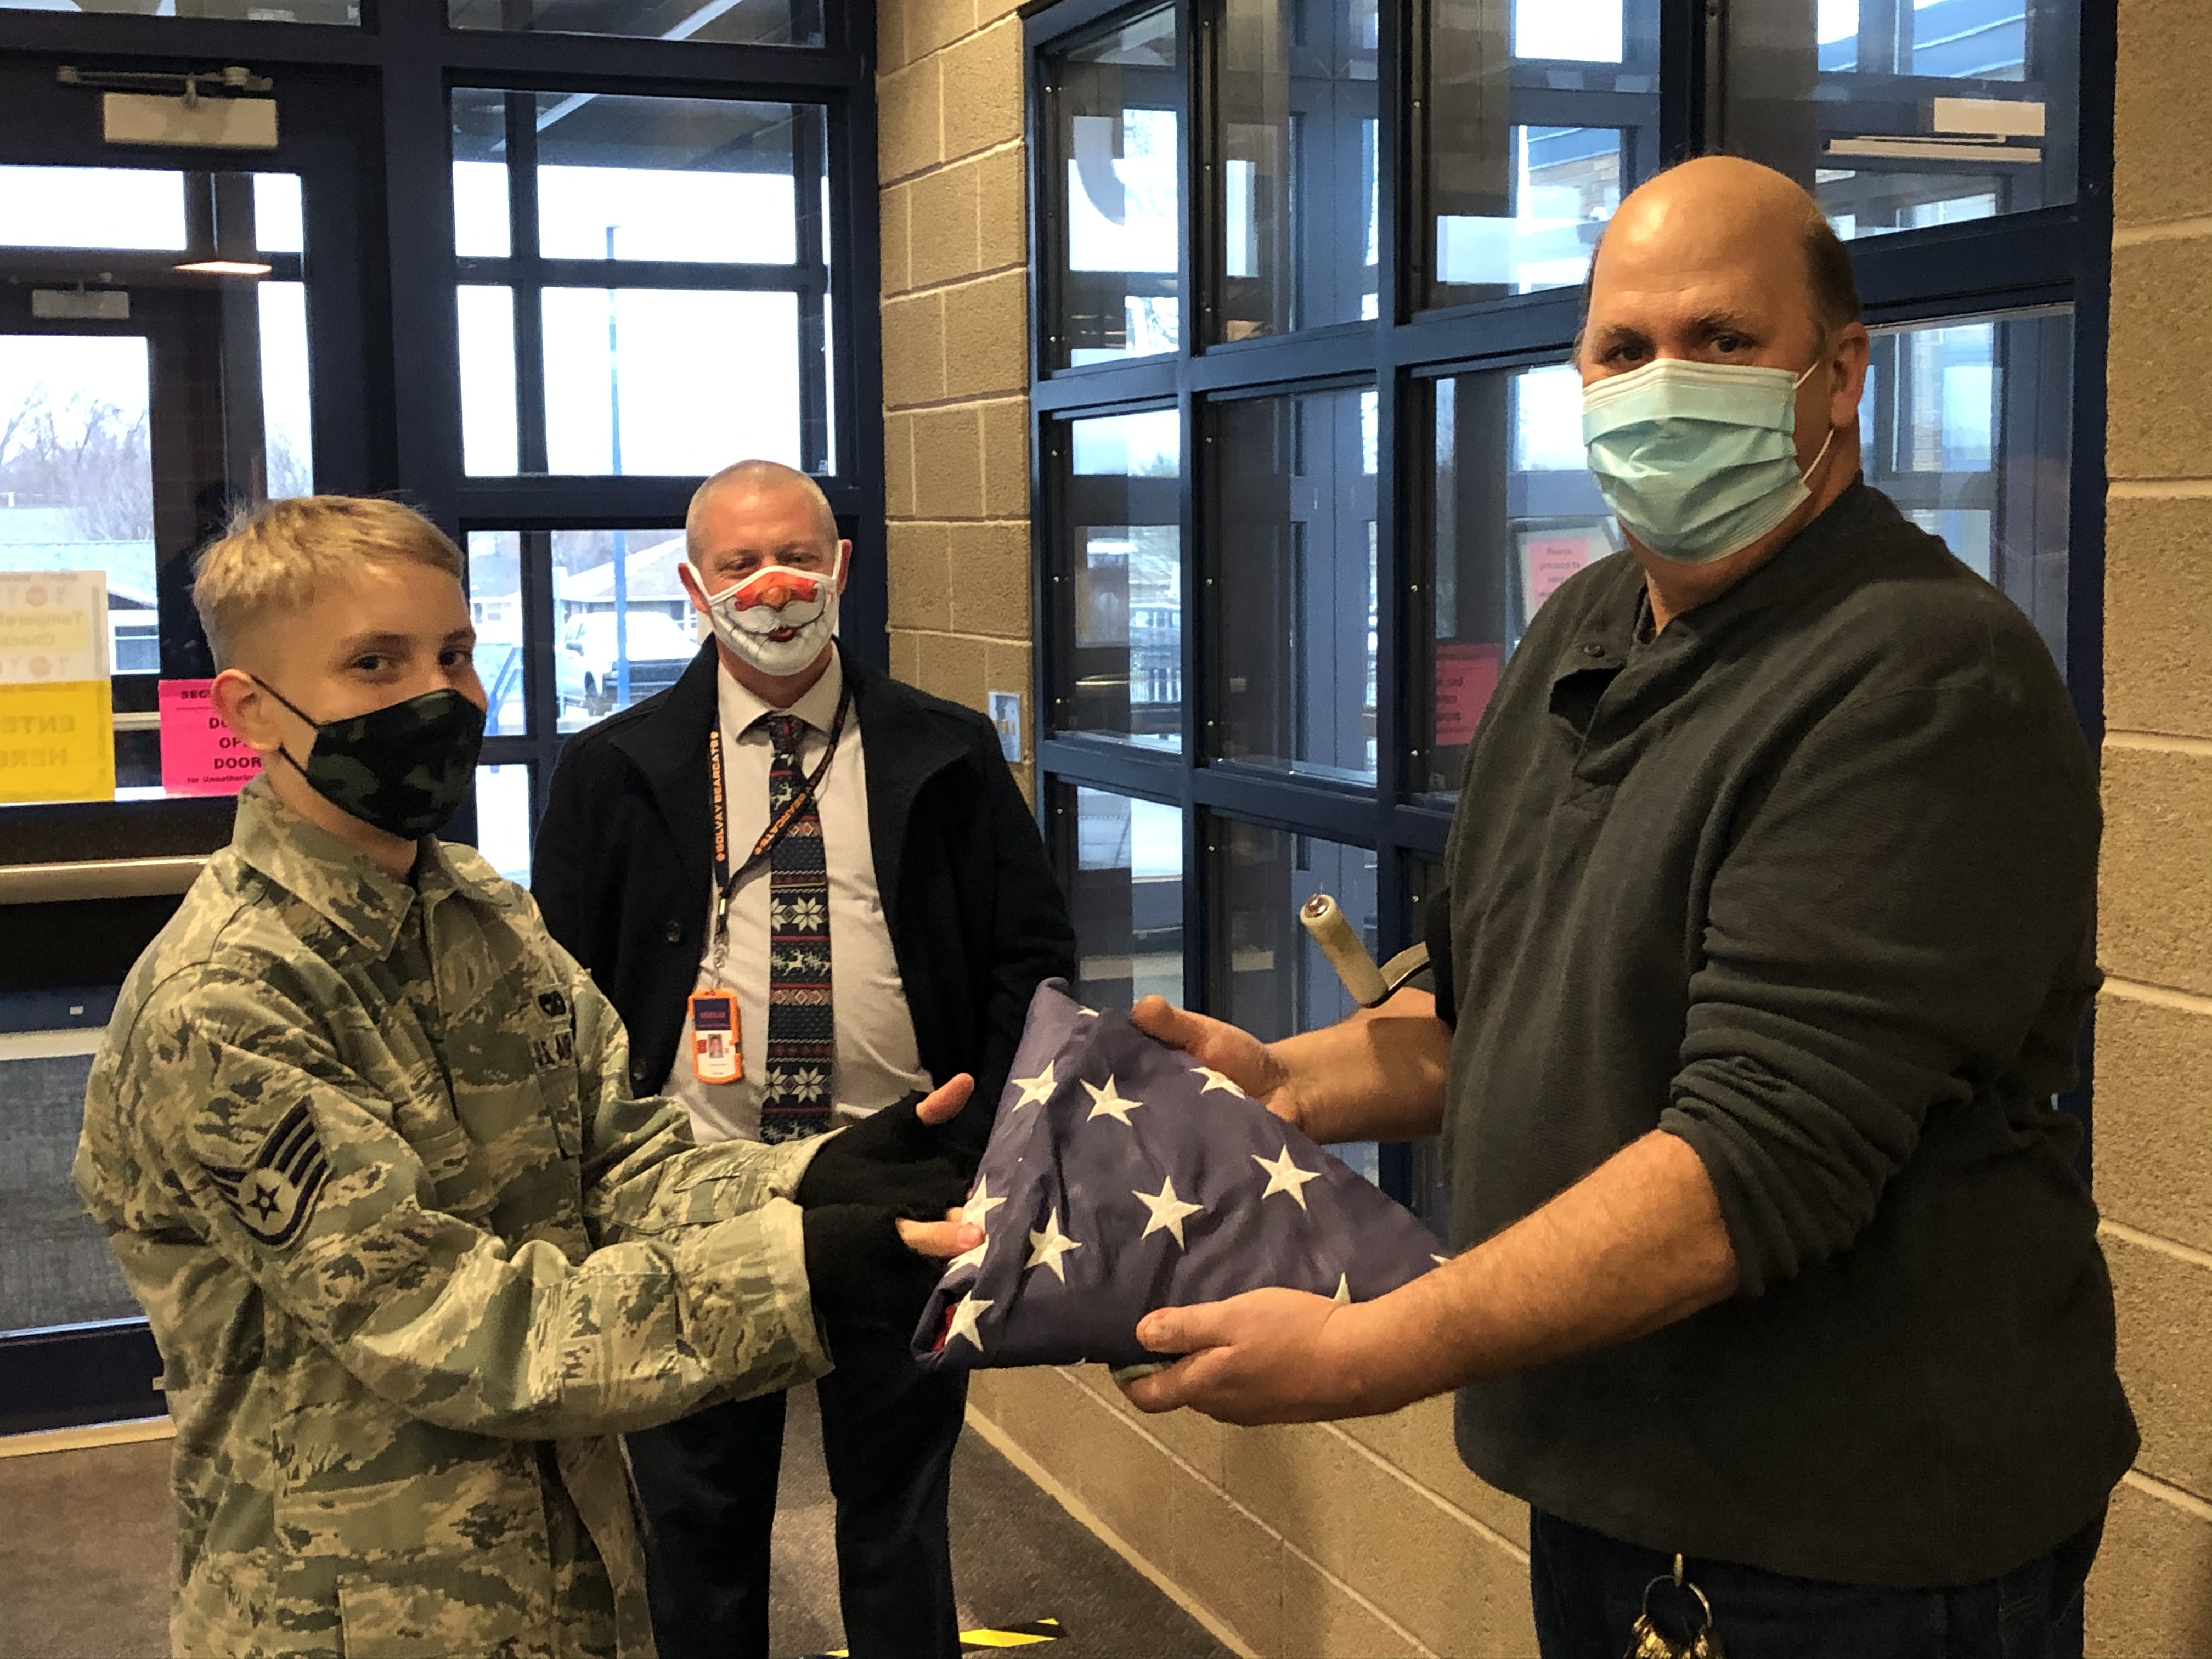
<box><xmin>534</xmin><ymin>461</ymin><xmax>1074</xmax><ymax>1659</ymax></box>
<box><xmin>1114</xmin><ymin>158</ymin><xmax>2133</xmax><ymax>1657</ymax></box>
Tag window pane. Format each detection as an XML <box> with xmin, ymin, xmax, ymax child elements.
<box><xmin>1211</xmin><ymin>385</ymin><xmax>1378</xmax><ymax>783</ymax></box>
<box><xmin>1728</xmin><ymin>0</ymin><xmax>2073</xmax><ymax>240</ymax></box>
<box><xmin>541</xmin><ymin>289</ymin><xmax>800</xmax><ymax>476</ymax></box>
<box><xmin>1861</xmin><ymin>308</ymin><xmax>2072</xmax><ymax>668</ymax></box>
<box><xmin>252</xmin><ymin>173</ymin><xmax>305</xmax><ymax>255</ymax></box>
<box><xmin>1215</xmin><ymin>0</ymin><xmax>1380</xmax><ymax>339</ymax></box>
<box><xmin>1054</xmin><ymin>785</ymin><xmax>1185</xmax><ymax>1011</ymax></box>
<box><xmin>473</xmin><ymin>764</ymin><xmax>534</xmax><ymax>885</ymax></box>
<box><xmin>1052</xmin><ymin>409</ymin><xmax>1182</xmax><ymax>750</ymax></box>
<box><xmin>1423</xmin><ymin>0</ymin><xmax>1658</xmax><ymax>309</ymax></box>
<box><xmin>449</xmin><ymin>0</ymin><xmax>817</xmax><ymax>48</ymax></box>
<box><xmin>0</xmin><ymin>0</ymin><xmax>356</xmax><ymax>19</ymax></box>
<box><xmin>0</xmin><ymin>331</ymin><xmax>139</xmax><ymax>805</ymax></box>
<box><xmin>465</xmin><ymin>531</ymin><xmax>527</xmax><ymax>738</ymax></box>
<box><xmin>528</xmin><ymin>95</ymin><xmax>817</xmax><ymax>266</ymax></box>
<box><xmin>1</xmin><ymin>334</ymin><xmax>156</xmax><ymax>624</ymax></box>
<box><xmin>1</xmin><ymin>334</ymin><xmax>154</xmax><ymax>800</ymax></box>
<box><xmin>450</xmin><ymin>89</ymin><xmax>514</xmax><ymax>259</ymax></box>
<box><xmin>1423</xmin><ymin>362</ymin><xmax>1614</xmax><ymax>795</ymax></box>
<box><xmin>1210</xmin><ymin>818</ymin><xmax>1379</xmax><ymax>1182</ymax></box>
<box><xmin>555</xmin><ymin>531</ymin><xmax>701</xmax><ymax>731</ymax></box>
<box><xmin>1046</xmin><ymin>6</ymin><xmax>1182</xmax><ymax>369</ymax></box>
<box><xmin>458</xmin><ymin>285</ymin><xmax>520</xmax><ymax>476</ymax></box>
<box><xmin>0</xmin><ymin>166</ymin><xmax>187</xmax><ymax>252</ymax></box>
<box><xmin>258</xmin><ymin>283</ymin><xmax>315</xmax><ymax>499</ymax></box>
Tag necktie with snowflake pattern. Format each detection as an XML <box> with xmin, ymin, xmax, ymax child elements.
<box><xmin>759</xmin><ymin>712</ymin><xmax>833</xmax><ymax>1142</ymax></box>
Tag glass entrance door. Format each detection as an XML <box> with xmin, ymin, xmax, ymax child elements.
<box><xmin>0</xmin><ymin>80</ymin><xmax>372</xmax><ymax>1434</ymax></box>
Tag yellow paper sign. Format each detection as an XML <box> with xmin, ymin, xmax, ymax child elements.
<box><xmin>0</xmin><ymin>680</ymin><xmax>117</xmax><ymax>804</ymax></box>
<box><xmin>0</xmin><ymin>571</ymin><xmax>109</xmax><ymax>684</ymax></box>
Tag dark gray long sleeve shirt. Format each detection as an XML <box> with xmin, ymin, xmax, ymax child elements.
<box><xmin>1436</xmin><ymin>481</ymin><xmax>2136</xmax><ymax>1587</ymax></box>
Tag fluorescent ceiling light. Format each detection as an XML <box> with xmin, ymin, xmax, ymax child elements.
<box><xmin>173</xmin><ymin>259</ymin><xmax>273</xmax><ymax>275</ymax></box>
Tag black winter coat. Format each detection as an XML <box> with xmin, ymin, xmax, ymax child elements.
<box><xmin>532</xmin><ymin>644</ymin><xmax>1075</xmax><ymax>1156</ymax></box>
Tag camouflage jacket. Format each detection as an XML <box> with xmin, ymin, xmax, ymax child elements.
<box><xmin>75</xmin><ymin>779</ymin><xmax>831</xmax><ymax>1659</ymax></box>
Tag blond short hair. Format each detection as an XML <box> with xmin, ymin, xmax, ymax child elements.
<box><xmin>193</xmin><ymin>495</ymin><xmax>464</xmax><ymax>669</ymax></box>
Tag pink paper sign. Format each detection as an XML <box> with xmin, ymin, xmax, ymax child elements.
<box><xmin>160</xmin><ymin>679</ymin><xmax>263</xmax><ymax>795</ymax></box>
<box><xmin>1522</xmin><ymin>537</ymin><xmax>1596</xmax><ymax>614</ymax></box>
<box><xmin>1434</xmin><ymin>641</ymin><xmax>1502</xmax><ymax>749</ymax></box>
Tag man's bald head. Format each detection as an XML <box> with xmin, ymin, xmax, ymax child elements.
<box><xmin>1579</xmin><ymin>157</ymin><xmax>1860</xmax><ymax>361</ymax></box>
<box><xmin>1573</xmin><ymin>155</ymin><xmax>1872</xmax><ymax>591</ymax></box>
<box><xmin>685</xmin><ymin>459</ymin><xmax>839</xmax><ymax>561</ymax></box>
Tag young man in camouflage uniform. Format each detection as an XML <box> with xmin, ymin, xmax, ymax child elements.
<box><xmin>75</xmin><ymin>496</ymin><xmax>980</xmax><ymax>1659</ymax></box>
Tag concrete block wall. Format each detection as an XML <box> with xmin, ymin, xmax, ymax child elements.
<box><xmin>877</xmin><ymin>0</ymin><xmax>1035</xmax><ymax>787</ymax></box>
<box><xmin>965</xmin><ymin>1367</ymin><xmax>1538</xmax><ymax>1658</ymax></box>
<box><xmin>2084</xmin><ymin>0</ymin><xmax>2212</xmax><ymax>1652</ymax></box>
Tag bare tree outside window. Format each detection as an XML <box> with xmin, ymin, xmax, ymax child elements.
<box><xmin>0</xmin><ymin>385</ymin><xmax>155</xmax><ymax>544</ymax></box>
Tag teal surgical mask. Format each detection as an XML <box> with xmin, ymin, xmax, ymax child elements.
<box><xmin>1581</xmin><ymin>354</ymin><xmax>1837</xmax><ymax>565</ymax></box>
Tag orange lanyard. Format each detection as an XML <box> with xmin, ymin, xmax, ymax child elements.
<box><xmin>707</xmin><ymin>679</ymin><xmax>852</xmax><ymax>971</ymax></box>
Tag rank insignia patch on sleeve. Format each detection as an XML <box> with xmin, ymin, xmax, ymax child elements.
<box><xmin>204</xmin><ymin>1102</ymin><xmax>332</xmax><ymax>1248</ymax></box>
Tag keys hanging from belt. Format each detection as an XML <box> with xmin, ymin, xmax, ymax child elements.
<box><xmin>1628</xmin><ymin>1555</ymin><xmax>1725</xmax><ymax>1659</ymax></box>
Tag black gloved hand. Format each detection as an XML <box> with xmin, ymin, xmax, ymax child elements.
<box><xmin>800</xmin><ymin>1204</ymin><xmax>947</xmax><ymax>1334</ymax></box>
<box><xmin>794</xmin><ymin>1093</ymin><xmax>970</xmax><ymax>1220</ymax></box>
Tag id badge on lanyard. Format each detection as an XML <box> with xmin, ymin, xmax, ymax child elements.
<box><xmin>694</xmin><ymin>678</ymin><xmax>854</xmax><ymax>1088</ymax></box>
<box><xmin>689</xmin><ymin>989</ymin><xmax>742</xmax><ymax>1084</ymax></box>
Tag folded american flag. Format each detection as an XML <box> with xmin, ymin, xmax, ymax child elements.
<box><xmin>911</xmin><ymin>979</ymin><xmax>1446</xmax><ymax>1372</ymax></box>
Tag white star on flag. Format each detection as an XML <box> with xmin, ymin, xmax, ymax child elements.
<box><xmin>1009</xmin><ymin>1062</ymin><xmax>1057</xmax><ymax>1110</ymax></box>
<box><xmin>949</xmin><ymin>1177</ymin><xmax>1003</xmax><ymax>1271</ymax></box>
<box><xmin>1193</xmin><ymin>1065</ymin><xmax>1246</xmax><ymax>1097</ymax></box>
<box><xmin>1132</xmin><ymin>1176</ymin><xmax>1205</xmax><ymax>1248</ymax></box>
<box><xmin>1025</xmin><ymin>1209</ymin><xmax>1084</xmax><ymax>1282</ymax></box>
<box><xmin>1081</xmin><ymin>1074</ymin><xmax>1144</xmax><ymax>1126</ymax></box>
<box><xmin>961</xmin><ymin>1177</ymin><xmax>1006</xmax><ymax>1227</ymax></box>
<box><xmin>944</xmin><ymin>1293</ymin><xmax>993</xmax><ymax>1351</ymax></box>
<box><xmin>1254</xmin><ymin>1144</ymin><xmax>1323</xmax><ymax>1211</ymax></box>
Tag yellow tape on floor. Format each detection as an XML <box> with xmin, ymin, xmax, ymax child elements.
<box><xmin>962</xmin><ymin>1621</ymin><xmax>1064</xmax><ymax>1649</ymax></box>
<box><xmin>809</xmin><ymin>1617</ymin><xmax>1063</xmax><ymax>1657</ymax></box>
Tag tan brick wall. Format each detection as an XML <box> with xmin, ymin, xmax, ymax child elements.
<box><xmin>879</xmin><ymin>0</ymin><xmax>1034</xmax><ymax>790</ymax></box>
<box><xmin>2089</xmin><ymin>0</ymin><xmax>2212</xmax><ymax>1650</ymax></box>
<box><xmin>966</xmin><ymin>1368</ymin><xmax>1538</xmax><ymax>1658</ymax></box>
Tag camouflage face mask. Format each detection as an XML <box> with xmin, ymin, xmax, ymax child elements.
<box><xmin>255</xmin><ymin>680</ymin><xmax>486</xmax><ymax>840</ymax></box>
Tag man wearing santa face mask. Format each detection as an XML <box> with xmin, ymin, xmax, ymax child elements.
<box><xmin>534</xmin><ymin>460</ymin><xmax>1075</xmax><ymax>1659</ymax></box>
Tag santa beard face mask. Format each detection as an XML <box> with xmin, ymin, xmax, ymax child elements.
<box><xmin>690</xmin><ymin>548</ymin><xmax>843</xmax><ymax>678</ymax></box>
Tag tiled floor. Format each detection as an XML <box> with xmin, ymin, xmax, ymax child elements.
<box><xmin>0</xmin><ymin>1387</ymin><xmax>1232</xmax><ymax>1659</ymax></box>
